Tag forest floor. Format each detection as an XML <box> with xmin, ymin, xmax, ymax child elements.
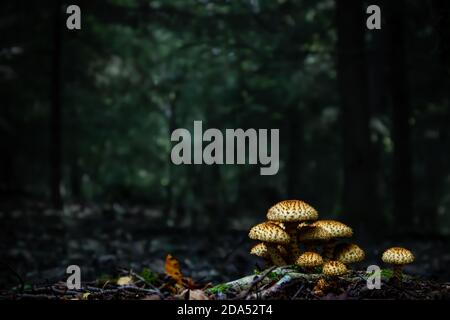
<box><xmin>1</xmin><ymin>203</ymin><xmax>450</xmax><ymax>300</ymax></box>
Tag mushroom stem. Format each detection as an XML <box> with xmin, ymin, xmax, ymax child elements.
<box><xmin>285</xmin><ymin>223</ymin><xmax>301</xmax><ymax>263</ymax></box>
<box><xmin>323</xmin><ymin>240</ymin><xmax>336</xmax><ymax>261</ymax></box>
<box><xmin>267</xmin><ymin>245</ymin><xmax>287</xmax><ymax>266</ymax></box>
<box><xmin>393</xmin><ymin>265</ymin><xmax>403</xmax><ymax>284</ymax></box>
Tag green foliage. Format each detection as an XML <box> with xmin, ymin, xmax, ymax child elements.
<box><xmin>268</xmin><ymin>271</ymin><xmax>283</xmax><ymax>281</ymax></box>
<box><xmin>139</xmin><ymin>268</ymin><xmax>158</xmax><ymax>284</ymax></box>
<box><xmin>2</xmin><ymin>0</ymin><xmax>450</xmax><ymax>233</ymax></box>
<box><xmin>208</xmin><ymin>283</ymin><xmax>231</xmax><ymax>294</ymax></box>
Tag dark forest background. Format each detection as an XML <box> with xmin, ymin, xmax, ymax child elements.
<box><xmin>1</xmin><ymin>0</ymin><xmax>450</xmax><ymax>287</ymax></box>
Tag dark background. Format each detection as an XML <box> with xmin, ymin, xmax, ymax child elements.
<box><xmin>1</xmin><ymin>0</ymin><xmax>449</xmax><ymax>288</ymax></box>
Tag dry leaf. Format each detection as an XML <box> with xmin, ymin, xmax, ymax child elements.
<box><xmin>117</xmin><ymin>276</ymin><xmax>133</xmax><ymax>286</ymax></box>
<box><xmin>188</xmin><ymin>289</ymin><xmax>210</xmax><ymax>300</ymax></box>
<box><xmin>182</xmin><ymin>277</ymin><xmax>202</xmax><ymax>290</ymax></box>
<box><xmin>165</xmin><ymin>254</ymin><xmax>184</xmax><ymax>285</ymax></box>
<box><xmin>165</xmin><ymin>254</ymin><xmax>202</xmax><ymax>290</ymax></box>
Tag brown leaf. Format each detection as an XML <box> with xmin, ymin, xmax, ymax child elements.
<box><xmin>165</xmin><ymin>254</ymin><xmax>184</xmax><ymax>285</ymax></box>
<box><xmin>188</xmin><ymin>289</ymin><xmax>210</xmax><ymax>300</ymax></box>
<box><xmin>164</xmin><ymin>254</ymin><xmax>202</xmax><ymax>290</ymax></box>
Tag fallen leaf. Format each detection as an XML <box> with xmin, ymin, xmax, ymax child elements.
<box><xmin>182</xmin><ymin>277</ymin><xmax>203</xmax><ymax>290</ymax></box>
<box><xmin>188</xmin><ymin>289</ymin><xmax>210</xmax><ymax>300</ymax></box>
<box><xmin>164</xmin><ymin>254</ymin><xmax>202</xmax><ymax>290</ymax></box>
<box><xmin>117</xmin><ymin>276</ymin><xmax>133</xmax><ymax>286</ymax></box>
<box><xmin>165</xmin><ymin>254</ymin><xmax>184</xmax><ymax>285</ymax></box>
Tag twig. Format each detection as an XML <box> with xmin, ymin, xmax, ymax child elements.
<box><xmin>233</xmin><ymin>266</ymin><xmax>277</xmax><ymax>300</ymax></box>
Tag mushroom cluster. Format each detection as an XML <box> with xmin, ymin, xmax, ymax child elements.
<box><xmin>249</xmin><ymin>199</ymin><xmax>366</xmax><ymax>272</ymax></box>
<box><xmin>249</xmin><ymin>199</ymin><xmax>416</xmax><ymax>292</ymax></box>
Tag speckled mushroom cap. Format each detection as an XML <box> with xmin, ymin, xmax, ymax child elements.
<box><xmin>248</xmin><ymin>222</ymin><xmax>290</xmax><ymax>244</ymax></box>
<box><xmin>322</xmin><ymin>260</ymin><xmax>348</xmax><ymax>276</ymax></box>
<box><xmin>267</xmin><ymin>200</ymin><xmax>318</xmax><ymax>222</ymax></box>
<box><xmin>382</xmin><ymin>247</ymin><xmax>415</xmax><ymax>265</ymax></box>
<box><xmin>250</xmin><ymin>243</ymin><xmax>269</xmax><ymax>258</ymax></box>
<box><xmin>334</xmin><ymin>243</ymin><xmax>365</xmax><ymax>264</ymax></box>
<box><xmin>271</xmin><ymin>221</ymin><xmax>286</xmax><ymax>230</ymax></box>
<box><xmin>298</xmin><ymin>220</ymin><xmax>353</xmax><ymax>241</ymax></box>
<box><xmin>296</xmin><ymin>252</ymin><xmax>324</xmax><ymax>268</ymax></box>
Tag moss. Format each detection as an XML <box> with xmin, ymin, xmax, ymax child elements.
<box><xmin>139</xmin><ymin>268</ymin><xmax>158</xmax><ymax>284</ymax></box>
<box><xmin>208</xmin><ymin>283</ymin><xmax>231</xmax><ymax>294</ymax></box>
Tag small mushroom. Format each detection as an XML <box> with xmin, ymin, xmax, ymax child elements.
<box><xmin>322</xmin><ymin>260</ymin><xmax>348</xmax><ymax>289</ymax></box>
<box><xmin>250</xmin><ymin>243</ymin><xmax>271</xmax><ymax>265</ymax></box>
<box><xmin>267</xmin><ymin>200</ymin><xmax>318</xmax><ymax>262</ymax></box>
<box><xmin>381</xmin><ymin>247</ymin><xmax>415</xmax><ymax>284</ymax></box>
<box><xmin>334</xmin><ymin>243</ymin><xmax>365</xmax><ymax>268</ymax></box>
<box><xmin>248</xmin><ymin>222</ymin><xmax>290</xmax><ymax>266</ymax></box>
<box><xmin>250</xmin><ymin>242</ymin><xmax>288</xmax><ymax>266</ymax></box>
<box><xmin>312</xmin><ymin>278</ymin><xmax>329</xmax><ymax>297</ymax></box>
<box><xmin>296</xmin><ymin>252</ymin><xmax>323</xmax><ymax>273</ymax></box>
<box><xmin>298</xmin><ymin>220</ymin><xmax>353</xmax><ymax>261</ymax></box>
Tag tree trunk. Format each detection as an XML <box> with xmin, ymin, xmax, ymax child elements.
<box><xmin>50</xmin><ymin>0</ymin><xmax>63</xmax><ymax>209</ymax></box>
<box><xmin>367</xmin><ymin>0</ymin><xmax>389</xmax><ymax>235</ymax></box>
<box><xmin>386</xmin><ymin>0</ymin><xmax>413</xmax><ymax>232</ymax></box>
<box><xmin>336</xmin><ymin>0</ymin><xmax>374</xmax><ymax>229</ymax></box>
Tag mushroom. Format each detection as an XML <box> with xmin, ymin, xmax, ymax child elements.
<box><xmin>266</xmin><ymin>200</ymin><xmax>318</xmax><ymax>262</ymax></box>
<box><xmin>322</xmin><ymin>260</ymin><xmax>348</xmax><ymax>289</ymax></box>
<box><xmin>248</xmin><ymin>222</ymin><xmax>290</xmax><ymax>266</ymax></box>
<box><xmin>334</xmin><ymin>243</ymin><xmax>365</xmax><ymax>268</ymax></box>
<box><xmin>381</xmin><ymin>247</ymin><xmax>415</xmax><ymax>284</ymax></box>
<box><xmin>298</xmin><ymin>220</ymin><xmax>353</xmax><ymax>261</ymax></box>
<box><xmin>296</xmin><ymin>252</ymin><xmax>323</xmax><ymax>273</ymax></box>
<box><xmin>250</xmin><ymin>242</ymin><xmax>288</xmax><ymax>266</ymax></box>
<box><xmin>250</xmin><ymin>243</ymin><xmax>271</xmax><ymax>265</ymax></box>
<box><xmin>312</xmin><ymin>278</ymin><xmax>329</xmax><ymax>296</ymax></box>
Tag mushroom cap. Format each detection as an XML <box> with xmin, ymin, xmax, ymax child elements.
<box><xmin>322</xmin><ymin>260</ymin><xmax>348</xmax><ymax>276</ymax></box>
<box><xmin>267</xmin><ymin>200</ymin><xmax>318</xmax><ymax>223</ymax></box>
<box><xmin>298</xmin><ymin>220</ymin><xmax>353</xmax><ymax>241</ymax></box>
<box><xmin>271</xmin><ymin>221</ymin><xmax>286</xmax><ymax>230</ymax></box>
<box><xmin>248</xmin><ymin>222</ymin><xmax>290</xmax><ymax>244</ymax></box>
<box><xmin>382</xmin><ymin>247</ymin><xmax>415</xmax><ymax>265</ymax></box>
<box><xmin>334</xmin><ymin>243</ymin><xmax>365</xmax><ymax>264</ymax></box>
<box><xmin>250</xmin><ymin>243</ymin><xmax>269</xmax><ymax>258</ymax></box>
<box><xmin>296</xmin><ymin>252</ymin><xmax>324</xmax><ymax>268</ymax></box>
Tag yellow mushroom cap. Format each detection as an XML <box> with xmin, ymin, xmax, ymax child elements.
<box><xmin>267</xmin><ymin>200</ymin><xmax>318</xmax><ymax>222</ymax></box>
<box><xmin>248</xmin><ymin>222</ymin><xmax>290</xmax><ymax>245</ymax></box>
<box><xmin>382</xmin><ymin>247</ymin><xmax>415</xmax><ymax>265</ymax></box>
<box><xmin>296</xmin><ymin>252</ymin><xmax>324</xmax><ymax>268</ymax></box>
<box><xmin>322</xmin><ymin>260</ymin><xmax>348</xmax><ymax>276</ymax></box>
<box><xmin>299</xmin><ymin>220</ymin><xmax>353</xmax><ymax>241</ymax></box>
<box><xmin>250</xmin><ymin>243</ymin><xmax>269</xmax><ymax>258</ymax></box>
<box><xmin>271</xmin><ymin>221</ymin><xmax>286</xmax><ymax>230</ymax></box>
<box><xmin>334</xmin><ymin>243</ymin><xmax>365</xmax><ymax>264</ymax></box>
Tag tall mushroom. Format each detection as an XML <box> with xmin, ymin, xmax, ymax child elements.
<box><xmin>248</xmin><ymin>222</ymin><xmax>290</xmax><ymax>266</ymax></box>
<box><xmin>334</xmin><ymin>243</ymin><xmax>365</xmax><ymax>268</ymax></box>
<box><xmin>266</xmin><ymin>200</ymin><xmax>318</xmax><ymax>263</ymax></box>
<box><xmin>298</xmin><ymin>220</ymin><xmax>353</xmax><ymax>261</ymax></box>
<box><xmin>381</xmin><ymin>247</ymin><xmax>415</xmax><ymax>284</ymax></box>
<box><xmin>296</xmin><ymin>252</ymin><xmax>324</xmax><ymax>273</ymax></box>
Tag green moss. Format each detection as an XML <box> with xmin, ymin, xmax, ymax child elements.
<box><xmin>139</xmin><ymin>268</ymin><xmax>158</xmax><ymax>284</ymax></box>
<box><xmin>208</xmin><ymin>283</ymin><xmax>231</xmax><ymax>294</ymax></box>
<box><xmin>268</xmin><ymin>271</ymin><xmax>283</xmax><ymax>281</ymax></box>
